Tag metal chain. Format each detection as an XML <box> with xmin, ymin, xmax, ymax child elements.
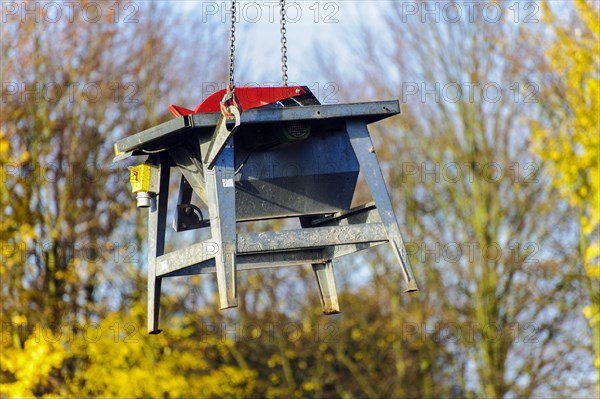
<box><xmin>227</xmin><ymin>0</ymin><xmax>287</xmax><ymax>88</ymax></box>
<box><xmin>228</xmin><ymin>0</ymin><xmax>236</xmax><ymax>89</ymax></box>
<box><xmin>279</xmin><ymin>0</ymin><xmax>288</xmax><ymax>86</ymax></box>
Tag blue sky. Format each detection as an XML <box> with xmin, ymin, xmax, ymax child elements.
<box><xmin>180</xmin><ymin>1</ymin><xmax>379</xmax><ymax>88</ymax></box>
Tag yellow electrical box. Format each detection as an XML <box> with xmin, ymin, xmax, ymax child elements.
<box><xmin>130</xmin><ymin>164</ymin><xmax>159</xmax><ymax>193</ymax></box>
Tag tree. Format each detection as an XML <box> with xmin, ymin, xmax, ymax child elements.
<box><xmin>532</xmin><ymin>0</ymin><xmax>600</xmax><ymax>393</ymax></box>
<box><xmin>1</xmin><ymin>0</ymin><xmax>176</xmax><ymax>332</ymax></box>
<box><xmin>0</xmin><ymin>1</ymin><xmax>237</xmax><ymax>395</ymax></box>
<box><xmin>315</xmin><ymin>0</ymin><xmax>594</xmax><ymax>396</ymax></box>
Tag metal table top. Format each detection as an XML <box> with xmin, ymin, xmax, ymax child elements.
<box><xmin>114</xmin><ymin>100</ymin><xmax>400</xmax><ymax>159</ymax></box>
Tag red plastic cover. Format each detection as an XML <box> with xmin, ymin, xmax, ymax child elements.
<box><xmin>169</xmin><ymin>86</ymin><xmax>306</xmax><ymax>117</ymax></box>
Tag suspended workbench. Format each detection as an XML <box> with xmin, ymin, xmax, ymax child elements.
<box><xmin>114</xmin><ymin>86</ymin><xmax>418</xmax><ymax>334</ymax></box>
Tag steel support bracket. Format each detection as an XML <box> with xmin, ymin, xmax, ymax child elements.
<box><xmin>204</xmin><ymin>107</ymin><xmax>241</xmax><ymax>169</ymax></box>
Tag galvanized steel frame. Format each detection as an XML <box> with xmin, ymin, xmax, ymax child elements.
<box><xmin>118</xmin><ymin>100</ymin><xmax>418</xmax><ymax>334</ymax></box>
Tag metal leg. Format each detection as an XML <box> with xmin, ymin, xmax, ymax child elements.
<box><xmin>312</xmin><ymin>261</ymin><xmax>340</xmax><ymax>314</ymax></box>
<box><xmin>346</xmin><ymin>118</ymin><xmax>419</xmax><ymax>292</ymax></box>
<box><xmin>204</xmin><ymin>137</ymin><xmax>238</xmax><ymax>308</ymax></box>
<box><xmin>147</xmin><ymin>156</ymin><xmax>170</xmax><ymax>334</ymax></box>
<box><xmin>300</xmin><ymin>217</ymin><xmax>340</xmax><ymax>314</ymax></box>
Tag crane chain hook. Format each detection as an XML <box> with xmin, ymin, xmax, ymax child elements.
<box><xmin>221</xmin><ymin>0</ymin><xmax>239</xmax><ymax>119</ymax></box>
<box><xmin>221</xmin><ymin>0</ymin><xmax>289</xmax><ymax>119</ymax></box>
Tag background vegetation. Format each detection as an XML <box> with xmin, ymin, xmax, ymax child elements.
<box><xmin>1</xmin><ymin>1</ymin><xmax>598</xmax><ymax>397</ymax></box>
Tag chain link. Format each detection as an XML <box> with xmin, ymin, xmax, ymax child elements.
<box><xmin>228</xmin><ymin>0</ymin><xmax>236</xmax><ymax>89</ymax></box>
<box><xmin>280</xmin><ymin>0</ymin><xmax>288</xmax><ymax>86</ymax></box>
